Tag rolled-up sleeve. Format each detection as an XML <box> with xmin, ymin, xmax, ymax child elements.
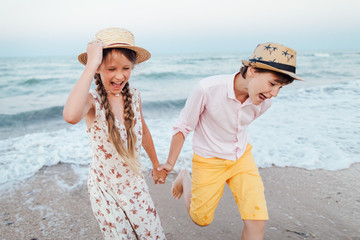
<box><xmin>173</xmin><ymin>83</ymin><xmax>206</xmax><ymax>138</ymax></box>
<box><xmin>256</xmin><ymin>98</ymin><xmax>273</xmax><ymax>118</ymax></box>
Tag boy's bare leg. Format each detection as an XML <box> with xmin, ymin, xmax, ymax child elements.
<box><xmin>171</xmin><ymin>169</ymin><xmax>192</xmax><ymax>212</ymax></box>
<box><xmin>241</xmin><ymin>220</ymin><xmax>266</xmax><ymax>240</ymax></box>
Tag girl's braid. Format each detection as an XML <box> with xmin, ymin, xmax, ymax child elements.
<box><xmin>122</xmin><ymin>82</ymin><xmax>137</xmax><ymax>159</ymax></box>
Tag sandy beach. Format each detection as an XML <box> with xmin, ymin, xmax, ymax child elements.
<box><xmin>1</xmin><ymin>163</ymin><xmax>359</xmax><ymax>240</ymax></box>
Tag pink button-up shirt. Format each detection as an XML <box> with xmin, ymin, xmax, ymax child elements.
<box><xmin>173</xmin><ymin>72</ymin><xmax>272</xmax><ymax>161</ymax></box>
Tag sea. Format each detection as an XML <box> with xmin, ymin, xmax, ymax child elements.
<box><xmin>1</xmin><ymin>51</ymin><xmax>359</xmax><ymax>186</ymax></box>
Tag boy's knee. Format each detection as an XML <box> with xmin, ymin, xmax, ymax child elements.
<box><xmin>189</xmin><ymin>211</ymin><xmax>214</xmax><ymax>226</ymax></box>
<box><xmin>191</xmin><ymin>217</ymin><xmax>212</xmax><ymax>227</ymax></box>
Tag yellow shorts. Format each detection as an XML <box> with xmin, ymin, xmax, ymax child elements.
<box><xmin>189</xmin><ymin>144</ymin><xmax>268</xmax><ymax>226</ymax></box>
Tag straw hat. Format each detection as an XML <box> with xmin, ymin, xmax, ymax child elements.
<box><xmin>78</xmin><ymin>27</ymin><xmax>151</xmax><ymax>65</ymax></box>
<box><xmin>242</xmin><ymin>42</ymin><xmax>303</xmax><ymax>80</ymax></box>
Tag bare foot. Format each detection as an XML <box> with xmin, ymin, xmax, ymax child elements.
<box><xmin>171</xmin><ymin>169</ymin><xmax>189</xmax><ymax>199</ymax></box>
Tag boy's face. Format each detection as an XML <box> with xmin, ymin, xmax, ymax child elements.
<box><xmin>247</xmin><ymin>68</ymin><xmax>288</xmax><ymax>105</ymax></box>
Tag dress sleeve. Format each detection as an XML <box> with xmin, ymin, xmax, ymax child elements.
<box><xmin>89</xmin><ymin>89</ymin><xmax>102</xmax><ymax>119</ymax></box>
<box><xmin>173</xmin><ymin>82</ymin><xmax>207</xmax><ymax>138</ymax></box>
<box><xmin>130</xmin><ymin>87</ymin><xmax>141</xmax><ymax>115</ymax></box>
<box><xmin>131</xmin><ymin>87</ymin><xmax>140</xmax><ymax>103</ymax></box>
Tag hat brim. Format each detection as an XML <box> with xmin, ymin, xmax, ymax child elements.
<box><xmin>78</xmin><ymin>45</ymin><xmax>151</xmax><ymax>65</ymax></box>
<box><xmin>242</xmin><ymin>60</ymin><xmax>303</xmax><ymax>81</ymax></box>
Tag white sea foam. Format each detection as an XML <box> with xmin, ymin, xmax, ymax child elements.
<box><xmin>1</xmin><ymin>80</ymin><xmax>359</xmax><ymax>185</ymax></box>
<box><xmin>0</xmin><ymin>124</ymin><xmax>91</xmax><ymax>184</ymax></box>
<box><xmin>0</xmin><ymin>53</ymin><xmax>359</xmax><ymax>185</ymax></box>
<box><xmin>248</xmin><ymin>80</ymin><xmax>360</xmax><ymax>170</ymax></box>
<box><xmin>313</xmin><ymin>53</ymin><xmax>331</xmax><ymax>57</ymax></box>
<box><xmin>0</xmin><ymin>117</ymin><xmax>193</xmax><ymax>185</ymax></box>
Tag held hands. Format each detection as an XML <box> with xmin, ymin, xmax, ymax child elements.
<box><xmin>86</xmin><ymin>39</ymin><xmax>103</xmax><ymax>69</ymax></box>
<box><xmin>151</xmin><ymin>162</ymin><xmax>173</xmax><ymax>184</ymax></box>
<box><xmin>152</xmin><ymin>167</ymin><xmax>168</xmax><ymax>185</ymax></box>
<box><xmin>157</xmin><ymin>162</ymin><xmax>174</xmax><ymax>173</ymax></box>
<box><xmin>152</xmin><ymin>162</ymin><xmax>174</xmax><ymax>184</ymax></box>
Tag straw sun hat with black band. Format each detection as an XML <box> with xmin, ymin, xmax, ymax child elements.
<box><xmin>78</xmin><ymin>27</ymin><xmax>151</xmax><ymax>65</ymax></box>
<box><xmin>242</xmin><ymin>42</ymin><xmax>303</xmax><ymax>80</ymax></box>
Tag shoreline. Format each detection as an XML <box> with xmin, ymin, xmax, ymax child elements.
<box><xmin>1</xmin><ymin>163</ymin><xmax>359</xmax><ymax>240</ymax></box>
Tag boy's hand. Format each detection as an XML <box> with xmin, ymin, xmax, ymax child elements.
<box><xmin>152</xmin><ymin>168</ymin><xmax>168</xmax><ymax>184</ymax></box>
<box><xmin>157</xmin><ymin>162</ymin><xmax>174</xmax><ymax>173</ymax></box>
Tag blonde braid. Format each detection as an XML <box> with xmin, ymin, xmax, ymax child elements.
<box><xmin>94</xmin><ymin>74</ymin><xmax>141</xmax><ymax>175</ymax></box>
<box><xmin>122</xmin><ymin>82</ymin><xmax>137</xmax><ymax>159</ymax></box>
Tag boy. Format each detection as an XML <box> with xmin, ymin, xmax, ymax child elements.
<box><xmin>158</xmin><ymin>43</ymin><xmax>302</xmax><ymax>239</ymax></box>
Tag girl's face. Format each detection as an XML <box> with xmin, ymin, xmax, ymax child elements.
<box><xmin>96</xmin><ymin>51</ymin><xmax>134</xmax><ymax>96</ymax></box>
<box><xmin>247</xmin><ymin>68</ymin><xmax>287</xmax><ymax>105</ymax></box>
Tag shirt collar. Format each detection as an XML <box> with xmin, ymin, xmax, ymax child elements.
<box><xmin>227</xmin><ymin>72</ymin><xmax>258</xmax><ymax>107</ymax></box>
<box><xmin>227</xmin><ymin>72</ymin><xmax>239</xmax><ymax>101</ymax></box>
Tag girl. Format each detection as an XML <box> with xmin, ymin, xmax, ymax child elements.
<box><xmin>63</xmin><ymin>27</ymin><xmax>166</xmax><ymax>240</ymax></box>
<box><xmin>158</xmin><ymin>42</ymin><xmax>303</xmax><ymax>240</ymax></box>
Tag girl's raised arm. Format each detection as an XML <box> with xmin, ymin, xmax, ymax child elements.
<box><xmin>63</xmin><ymin>42</ymin><xmax>103</xmax><ymax>124</ymax></box>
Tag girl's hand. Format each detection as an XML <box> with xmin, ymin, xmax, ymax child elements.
<box><xmin>152</xmin><ymin>167</ymin><xmax>168</xmax><ymax>184</ymax></box>
<box><xmin>86</xmin><ymin>40</ymin><xmax>103</xmax><ymax>69</ymax></box>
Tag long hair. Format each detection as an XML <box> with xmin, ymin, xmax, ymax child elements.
<box><xmin>94</xmin><ymin>48</ymin><xmax>141</xmax><ymax>175</ymax></box>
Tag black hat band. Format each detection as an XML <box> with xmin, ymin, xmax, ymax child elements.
<box><xmin>249</xmin><ymin>59</ymin><xmax>296</xmax><ymax>73</ymax></box>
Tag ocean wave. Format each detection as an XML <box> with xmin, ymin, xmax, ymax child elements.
<box><xmin>249</xmin><ymin>79</ymin><xmax>360</xmax><ymax>171</ymax></box>
<box><xmin>297</xmin><ymin>71</ymin><xmax>322</xmax><ymax>78</ymax></box>
<box><xmin>0</xmin><ymin>98</ymin><xmax>186</xmax><ymax>129</ymax></box>
<box><xmin>0</xmin><ymin>52</ymin><xmax>359</xmax><ymax>186</ymax></box>
<box><xmin>24</xmin><ymin>78</ymin><xmax>42</xmax><ymax>85</ymax></box>
<box><xmin>23</xmin><ymin>77</ymin><xmax>58</xmax><ymax>85</ymax></box>
<box><xmin>135</xmin><ymin>71</ymin><xmax>196</xmax><ymax>81</ymax></box>
<box><xmin>0</xmin><ymin>106</ymin><xmax>64</xmax><ymax>128</ymax></box>
<box><xmin>301</xmin><ymin>51</ymin><xmax>360</xmax><ymax>58</ymax></box>
<box><xmin>314</xmin><ymin>53</ymin><xmax>330</xmax><ymax>57</ymax></box>
<box><xmin>0</xmin><ymin>72</ymin><xmax>12</xmax><ymax>77</ymax></box>
<box><xmin>0</xmin><ymin>125</ymin><xmax>92</xmax><ymax>185</ymax></box>
<box><xmin>278</xmin><ymin>79</ymin><xmax>360</xmax><ymax>101</ymax></box>
<box><xmin>302</xmin><ymin>52</ymin><xmax>331</xmax><ymax>58</ymax></box>
<box><xmin>179</xmin><ymin>56</ymin><xmax>232</xmax><ymax>63</ymax></box>
<box><xmin>1</xmin><ymin>79</ymin><xmax>359</xmax><ymax>185</ymax></box>
<box><xmin>300</xmin><ymin>70</ymin><xmax>353</xmax><ymax>79</ymax></box>
<box><xmin>142</xmin><ymin>98</ymin><xmax>186</xmax><ymax>110</ymax></box>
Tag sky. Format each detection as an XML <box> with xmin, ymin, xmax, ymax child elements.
<box><xmin>0</xmin><ymin>0</ymin><xmax>359</xmax><ymax>57</ymax></box>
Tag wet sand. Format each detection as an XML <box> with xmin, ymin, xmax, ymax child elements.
<box><xmin>1</xmin><ymin>163</ymin><xmax>359</xmax><ymax>240</ymax></box>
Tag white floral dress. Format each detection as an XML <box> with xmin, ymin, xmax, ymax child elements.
<box><xmin>86</xmin><ymin>89</ymin><xmax>165</xmax><ymax>240</ymax></box>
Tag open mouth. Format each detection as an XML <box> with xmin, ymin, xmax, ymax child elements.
<box><xmin>111</xmin><ymin>81</ymin><xmax>124</xmax><ymax>90</ymax></box>
<box><xmin>259</xmin><ymin>93</ymin><xmax>268</xmax><ymax>101</ymax></box>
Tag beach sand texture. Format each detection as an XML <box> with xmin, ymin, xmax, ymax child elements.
<box><xmin>1</xmin><ymin>163</ymin><xmax>359</xmax><ymax>240</ymax></box>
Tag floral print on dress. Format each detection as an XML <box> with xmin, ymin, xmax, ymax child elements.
<box><xmin>86</xmin><ymin>89</ymin><xmax>165</xmax><ymax>240</ymax></box>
